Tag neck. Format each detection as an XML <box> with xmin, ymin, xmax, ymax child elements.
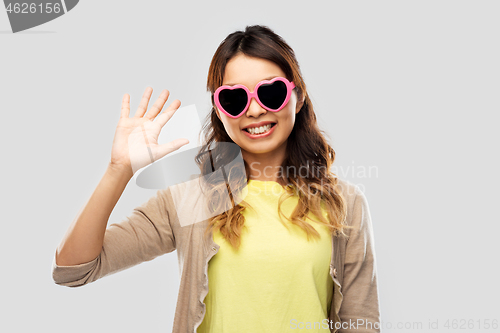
<box><xmin>242</xmin><ymin>143</ymin><xmax>287</xmax><ymax>183</ymax></box>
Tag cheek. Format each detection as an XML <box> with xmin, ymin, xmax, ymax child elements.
<box><xmin>281</xmin><ymin>102</ymin><xmax>297</xmax><ymax>124</ymax></box>
<box><xmin>285</xmin><ymin>94</ymin><xmax>298</xmax><ymax>114</ymax></box>
<box><xmin>220</xmin><ymin>116</ymin><xmax>241</xmax><ymax>137</ymax></box>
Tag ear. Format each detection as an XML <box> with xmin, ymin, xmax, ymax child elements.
<box><xmin>295</xmin><ymin>96</ymin><xmax>305</xmax><ymax>114</ymax></box>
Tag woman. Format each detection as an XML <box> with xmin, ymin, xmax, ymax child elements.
<box><xmin>52</xmin><ymin>25</ymin><xmax>381</xmax><ymax>333</ymax></box>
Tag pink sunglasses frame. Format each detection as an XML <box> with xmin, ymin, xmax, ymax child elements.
<box><xmin>214</xmin><ymin>76</ymin><xmax>296</xmax><ymax>119</ymax></box>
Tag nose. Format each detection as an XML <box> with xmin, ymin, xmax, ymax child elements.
<box><xmin>245</xmin><ymin>96</ymin><xmax>266</xmax><ymax>118</ymax></box>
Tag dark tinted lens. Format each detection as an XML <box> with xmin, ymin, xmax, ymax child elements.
<box><xmin>219</xmin><ymin>88</ymin><xmax>248</xmax><ymax>116</ymax></box>
<box><xmin>257</xmin><ymin>80</ymin><xmax>287</xmax><ymax>110</ymax></box>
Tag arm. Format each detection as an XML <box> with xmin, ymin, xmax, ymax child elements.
<box><xmin>52</xmin><ymin>168</ymin><xmax>177</xmax><ymax>287</ymax></box>
<box><xmin>54</xmin><ymin>164</ymin><xmax>133</xmax><ymax>267</ymax></box>
<box><xmin>338</xmin><ymin>188</ymin><xmax>381</xmax><ymax>333</ymax></box>
<box><xmin>52</xmin><ymin>88</ymin><xmax>187</xmax><ymax>287</ymax></box>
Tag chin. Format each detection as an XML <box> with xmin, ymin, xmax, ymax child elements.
<box><xmin>240</xmin><ymin>140</ymin><xmax>285</xmax><ymax>155</ymax></box>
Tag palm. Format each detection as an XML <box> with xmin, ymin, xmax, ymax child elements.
<box><xmin>110</xmin><ymin>87</ymin><xmax>189</xmax><ymax>175</ymax></box>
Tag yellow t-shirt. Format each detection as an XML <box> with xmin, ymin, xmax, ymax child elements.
<box><xmin>197</xmin><ymin>179</ymin><xmax>333</xmax><ymax>332</ymax></box>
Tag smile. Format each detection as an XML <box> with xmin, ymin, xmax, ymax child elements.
<box><xmin>242</xmin><ymin>123</ymin><xmax>277</xmax><ymax>138</ymax></box>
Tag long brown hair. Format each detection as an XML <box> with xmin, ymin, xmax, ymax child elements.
<box><xmin>196</xmin><ymin>25</ymin><xmax>350</xmax><ymax>250</ymax></box>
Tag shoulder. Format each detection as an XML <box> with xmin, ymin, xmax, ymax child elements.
<box><xmin>334</xmin><ymin>177</ymin><xmax>365</xmax><ymax>206</ymax></box>
<box><xmin>159</xmin><ymin>178</ymin><xmax>216</xmax><ymax>229</ymax></box>
<box><xmin>333</xmin><ymin>177</ymin><xmax>371</xmax><ymax>231</ymax></box>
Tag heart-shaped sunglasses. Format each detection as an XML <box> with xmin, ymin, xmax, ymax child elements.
<box><xmin>214</xmin><ymin>76</ymin><xmax>296</xmax><ymax>119</ymax></box>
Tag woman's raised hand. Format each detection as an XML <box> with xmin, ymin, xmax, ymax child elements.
<box><xmin>109</xmin><ymin>87</ymin><xmax>189</xmax><ymax>176</ymax></box>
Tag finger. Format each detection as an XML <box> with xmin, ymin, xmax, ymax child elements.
<box><xmin>145</xmin><ymin>89</ymin><xmax>170</xmax><ymax>120</ymax></box>
<box><xmin>134</xmin><ymin>87</ymin><xmax>153</xmax><ymax>118</ymax></box>
<box><xmin>121</xmin><ymin>93</ymin><xmax>130</xmax><ymax>118</ymax></box>
<box><xmin>153</xmin><ymin>99</ymin><xmax>182</xmax><ymax>130</ymax></box>
<box><xmin>156</xmin><ymin>138</ymin><xmax>190</xmax><ymax>159</ymax></box>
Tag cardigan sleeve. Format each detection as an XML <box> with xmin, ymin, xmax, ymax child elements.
<box><xmin>51</xmin><ymin>188</ymin><xmax>177</xmax><ymax>287</ymax></box>
<box><xmin>338</xmin><ymin>188</ymin><xmax>381</xmax><ymax>333</ymax></box>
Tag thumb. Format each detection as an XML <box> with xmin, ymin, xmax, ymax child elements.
<box><xmin>155</xmin><ymin>138</ymin><xmax>190</xmax><ymax>160</ymax></box>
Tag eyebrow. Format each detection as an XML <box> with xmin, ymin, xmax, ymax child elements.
<box><xmin>223</xmin><ymin>75</ymin><xmax>279</xmax><ymax>87</ymax></box>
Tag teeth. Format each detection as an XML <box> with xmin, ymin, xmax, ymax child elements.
<box><xmin>247</xmin><ymin>124</ymin><xmax>272</xmax><ymax>135</ymax></box>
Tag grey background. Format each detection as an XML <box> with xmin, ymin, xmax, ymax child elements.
<box><xmin>1</xmin><ymin>1</ymin><xmax>499</xmax><ymax>332</ymax></box>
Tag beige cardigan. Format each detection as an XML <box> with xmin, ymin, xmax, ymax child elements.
<box><xmin>52</xmin><ymin>177</ymin><xmax>381</xmax><ymax>333</ymax></box>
